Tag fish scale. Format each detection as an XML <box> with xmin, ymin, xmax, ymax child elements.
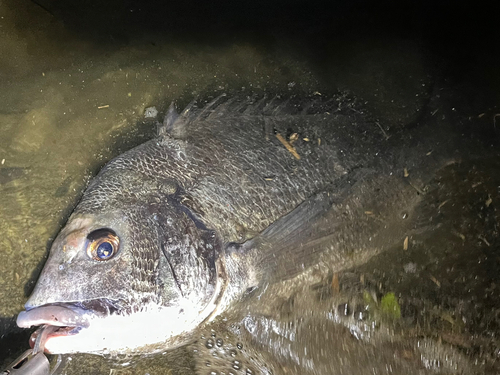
<box><xmin>78</xmin><ymin>99</ymin><xmax>372</xmax><ymax>243</ymax></box>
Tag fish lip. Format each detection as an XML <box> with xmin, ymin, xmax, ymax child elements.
<box><xmin>17</xmin><ymin>303</ymin><xmax>92</xmax><ymax>329</ymax></box>
<box><xmin>28</xmin><ymin>325</ymin><xmax>83</xmax><ymax>352</ymax></box>
<box><xmin>17</xmin><ymin>300</ymin><xmax>123</xmax><ymax>354</ymax></box>
<box><xmin>17</xmin><ymin>298</ymin><xmax>123</xmax><ymax>330</ymax></box>
<box><xmin>16</xmin><ymin>304</ymin><xmax>91</xmax><ymax>354</ymax></box>
<box><xmin>17</xmin><ymin>299</ymin><xmax>124</xmax><ymax>331</ymax></box>
<box><xmin>16</xmin><ymin>299</ymin><xmax>123</xmax><ymax>354</ymax></box>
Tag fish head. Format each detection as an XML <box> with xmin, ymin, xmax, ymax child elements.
<box><xmin>17</xmin><ymin>168</ymin><xmax>221</xmax><ymax>355</ymax></box>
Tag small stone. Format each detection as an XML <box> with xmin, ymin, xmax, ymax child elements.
<box><xmin>144</xmin><ymin>106</ymin><xmax>158</xmax><ymax>118</ymax></box>
<box><xmin>404</xmin><ymin>262</ymin><xmax>417</xmax><ymax>273</ymax></box>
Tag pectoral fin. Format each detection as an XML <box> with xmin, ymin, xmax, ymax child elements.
<box><xmin>226</xmin><ymin>170</ymin><xmax>367</xmax><ymax>285</ymax></box>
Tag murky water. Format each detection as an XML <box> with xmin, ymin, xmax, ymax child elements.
<box><xmin>1</xmin><ymin>0</ymin><xmax>499</xmax><ymax>373</ymax></box>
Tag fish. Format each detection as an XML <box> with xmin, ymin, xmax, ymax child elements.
<box><xmin>15</xmin><ymin>94</ymin><xmax>461</xmax><ymax>355</ymax></box>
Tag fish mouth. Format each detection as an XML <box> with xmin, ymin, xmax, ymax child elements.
<box><xmin>16</xmin><ymin>298</ymin><xmax>217</xmax><ymax>354</ymax></box>
<box><xmin>28</xmin><ymin>325</ymin><xmax>83</xmax><ymax>351</ymax></box>
<box><xmin>17</xmin><ymin>300</ymin><xmax>120</xmax><ymax>353</ymax></box>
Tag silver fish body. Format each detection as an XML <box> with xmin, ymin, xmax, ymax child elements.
<box><xmin>16</xmin><ymin>95</ymin><xmax>456</xmax><ymax>355</ymax></box>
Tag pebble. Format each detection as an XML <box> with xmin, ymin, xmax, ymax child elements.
<box><xmin>144</xmin><ymin>106</ymin><xmax>158</xmax><ymax>118</ymax></box>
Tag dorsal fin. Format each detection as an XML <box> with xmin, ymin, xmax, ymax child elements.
<box><xmin>158</xmin><ymin>101</ymin><xmax>187</xmax><ymax>139</ymax></box>
<box><xmin>157</xmin><ymin>94</ymin><xmax>337</xmax><ymax>139</ymax></box>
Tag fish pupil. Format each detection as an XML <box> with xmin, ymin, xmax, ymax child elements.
<box><xmin>96</xmin><ymin>241</ymin><xmax>113</xmax><ymax>259</ymax></box>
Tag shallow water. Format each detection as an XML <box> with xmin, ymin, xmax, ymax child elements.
<box><xmin>1</xmin><ymin>0</ymin><xmax>499</xmax><ymax>373</ymax></box>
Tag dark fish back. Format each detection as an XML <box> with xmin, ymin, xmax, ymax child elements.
<box><xmin>78</xmin><ymin>95</ymin><xmax>387</xmax><ymax>243</ymax></box>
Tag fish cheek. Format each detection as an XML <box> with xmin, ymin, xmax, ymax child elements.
<box><xmin>73</xmin><ymin>256</ymin><xmax>134</xmax><ymax>303</ymax></box>
<box><xmin>26</xmin><ymin>244</ymin><xmax>132</xmax><ymax>307</ymax></box>
<box><xmin>60</xmin><ymin>229</ymin><xmax>134</xmax><ymax>301</ymax></box>
<box><xmin>156</xmin><ymin>211</ymin><xmax>219</xmax><ymax>308</ymax></box>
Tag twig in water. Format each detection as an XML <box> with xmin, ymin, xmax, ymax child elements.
<box><xmin>375</xmin><ymin>122</ymin><xmax>390</xmax><ymax>140</ymax></box>
<box><xmin>276</xmin><ymin>133</ymin><xmax>300</xmax><ymax>160</ymax></box>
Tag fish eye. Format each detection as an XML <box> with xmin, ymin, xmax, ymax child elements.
<box><xmin>86</xmin><ymin>229</ymin><xmax>119</xmax><ymax>261</ymax></box>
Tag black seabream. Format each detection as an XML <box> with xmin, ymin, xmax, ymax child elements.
<box><xmin>16</xmin><ymin>94</ymin><xmax>458</xmax><ymax>355</ymax></box>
